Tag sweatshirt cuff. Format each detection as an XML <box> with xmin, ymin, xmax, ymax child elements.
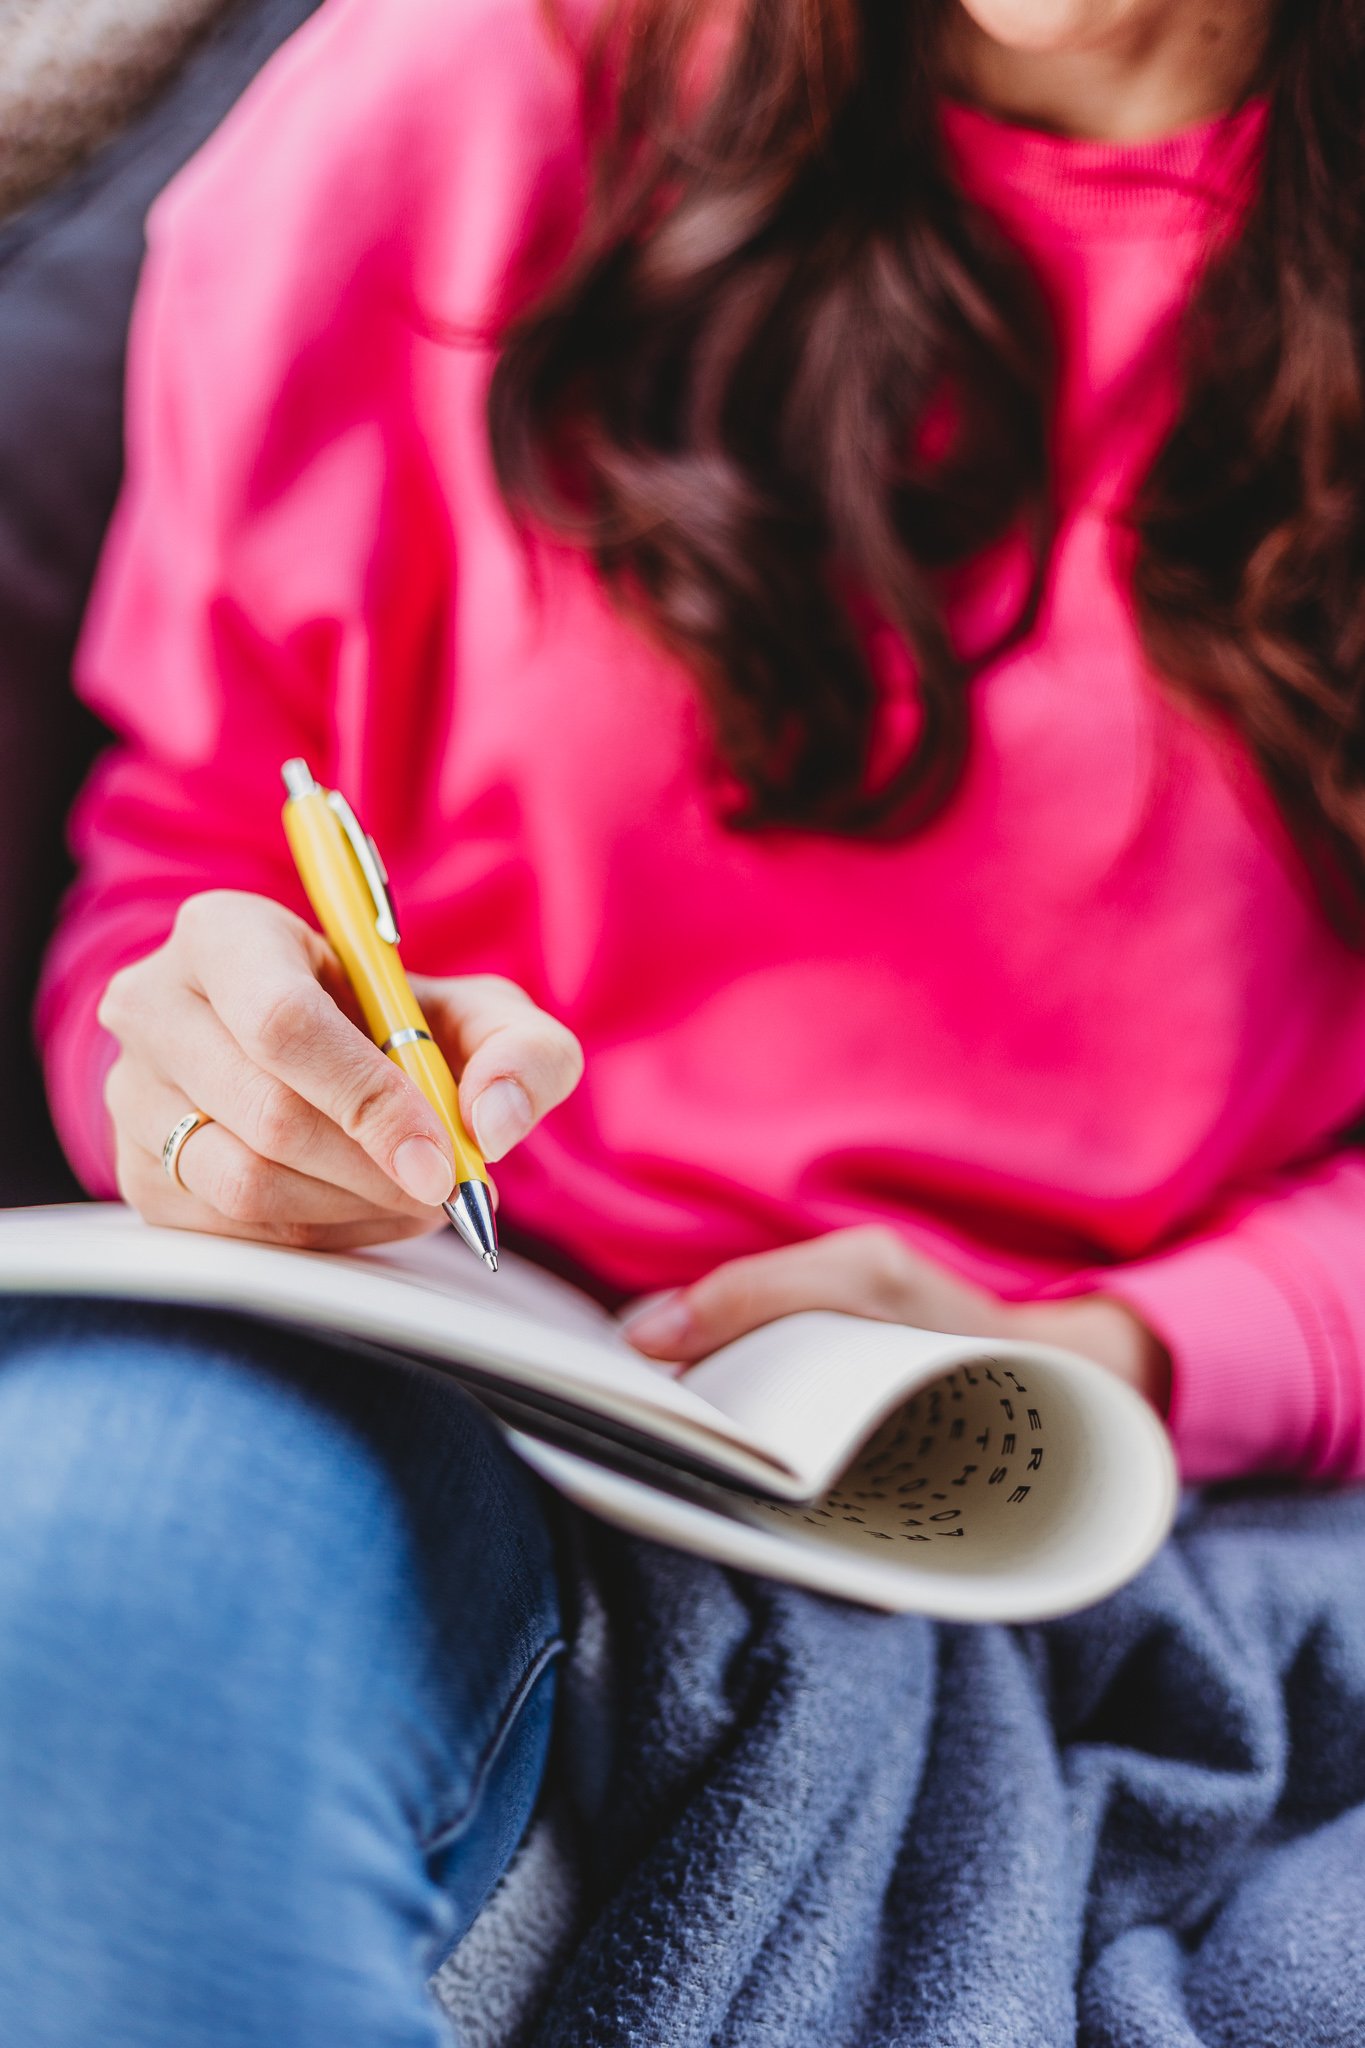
<box><xmin>1091</xmin><ymin>1235</ymin><xmax>1327</xmax><ymax>1484</ymax></box>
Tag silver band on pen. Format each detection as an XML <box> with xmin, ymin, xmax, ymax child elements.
<box><xmin>380</xmin><ymin>1028</ymin><xmax>434</xmax><ymax>1055</ymax></box>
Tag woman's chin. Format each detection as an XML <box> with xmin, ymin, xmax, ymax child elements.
<box><xmin>952</xmin><ymin>0</ymin><xmax>1135</xmax><ymax>56</ymax></box>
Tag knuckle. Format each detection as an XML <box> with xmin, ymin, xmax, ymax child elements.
<box><xmin>489</xmin><ymin>1019</ymin><xmax>581</xmax><ymax>1112</ymax></box>
<box><xmin>249</xmin><ymin>1077</ymin><xmax>308</xmax><ymax>1159</ymax></box>
<box><xmin>174</xmin><ymin>889</ymin><xmax>234</xmax><ymax>937</ymax></box>
<box><xmin>248</xmin><ymin>982</ymin><xmax>327</xmax><ymax>1067</ymax></box>
<box><xmin>850</xmin><ymin>1226</ymin><xmax>913</xmax><ymax>1311</ymax></box>
<box><xmin>213</xmin><ymin>1156</ymin><xmax>274</xmax><ymax>1224</ymax></box>
<box><xmin>335</xmin><ymin>1071</ymin><xmax>401</xmax><ymax>1147</ymax></box>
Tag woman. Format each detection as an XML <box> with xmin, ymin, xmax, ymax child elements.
<box><xmin>4</xmin><ymin>0</ymin><xmax>1365</xmax><ymax>2038</ymax></box>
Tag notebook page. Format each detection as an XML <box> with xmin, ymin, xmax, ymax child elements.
<box><xmin>351</xmin><ymin>1228</ymin><xmax>616</xmax><ymax>1339</ymax></box>
<box><xmin>681</xmin><ymin>1309</ymin><xmax>1012</xmax><ymax>1493</ymax></box>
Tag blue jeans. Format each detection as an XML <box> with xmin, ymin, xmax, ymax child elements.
<box><xmin>0</xmin><ymin>1297</ymin><xmax>566</xmax><ymax>2047</ymax></box>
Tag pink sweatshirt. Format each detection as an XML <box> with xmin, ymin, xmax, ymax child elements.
<box><xmin>38</xmin><ymin>0</ymin><xmax>1365</xmax><ymax>1485</ymax></box>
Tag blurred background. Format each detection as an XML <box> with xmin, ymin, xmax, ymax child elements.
<box><xmin>0</xmin><ymin>0</ymin><xmax>324</xmax><ymax>1204</ymax></box>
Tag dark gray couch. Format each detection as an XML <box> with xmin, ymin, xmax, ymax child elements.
<box><xmin>0</xmin><ymin>0</ymin><xmax>322</xmax><ymax>1205</ymax></box>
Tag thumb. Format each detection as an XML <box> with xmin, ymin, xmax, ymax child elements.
<box><xmin>624</xmin><ymin>1240</ymin><xmax>854</xmax><ymax>1363</ymax></box>
<box><xmin>414</xmin><ymin>973</ymin><xmax>584</xmax><ymax>1163</ymax></box>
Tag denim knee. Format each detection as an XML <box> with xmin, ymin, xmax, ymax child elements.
<box><xmin>0</xmin><ymin>1308</ymin><xmax>418</xmax><ymax>1669</ymax></box>
<box><xmin>0</xmin><ymin>1300</ymin><xmax>564</xmax><ymax>2040</ymax></box>
<box><xmin>0</xmin><ymin>1298</ymin><xmax>563</xmax><ymax>1834</ymax></box>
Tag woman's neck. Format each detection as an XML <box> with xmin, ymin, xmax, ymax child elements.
<box><xmin>942</xmin><ymin>3</ymin><xmax>1276</xmax><ymax>143</ymax></box>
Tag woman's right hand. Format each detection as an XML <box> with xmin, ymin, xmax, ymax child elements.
<box><xmin>98</xmin><ymin>890</ymin><xmax>584</xmax><ymax>1250</ymax></box>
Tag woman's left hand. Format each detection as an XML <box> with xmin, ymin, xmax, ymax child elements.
<box><xmin>624</xmin><ymin>1225</ymin><xmax>1171</xmax><ymax>1413</ymax></box>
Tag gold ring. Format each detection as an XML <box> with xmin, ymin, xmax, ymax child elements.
<box><xmin>161</xmin><ymin>1109</ymin><xmax>214</xmax><ymax>1190</ymax></box>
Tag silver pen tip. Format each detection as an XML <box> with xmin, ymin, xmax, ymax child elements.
<box><xmin>442</xmin><ymin>1181</ymin><xmax>500</xmax><ymax>1269</ymax></box>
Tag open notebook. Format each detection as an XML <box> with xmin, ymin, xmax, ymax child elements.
<box><xmin>0</xmin><ymin>1205</ymin><xmax>1178</xmax><ymax>1619</ymax></box>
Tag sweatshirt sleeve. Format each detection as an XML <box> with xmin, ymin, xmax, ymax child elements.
<box><xmin>38</xmin><ymin>207</ymin><xmax>395</xmax><ymax>1188</ymax></box>
<box><xmin>1058</xmin><ymin>1145</ymin><xmax>1365</xmax><ymax>1485</ymax></box>
<box><xmin>34</xmin><ymin>0</ymin><xmax>551</xmax><ymax>1193</ymax></box>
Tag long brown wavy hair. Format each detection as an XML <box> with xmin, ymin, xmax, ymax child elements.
<box><xmin>488</xmin><ymin>0</ymin><xmax>1365</xmax><ymax>937</ymax></box>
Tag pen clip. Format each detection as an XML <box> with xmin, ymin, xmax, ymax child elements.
<box><xmin>324</xmin><ymin>790</ymin><xmax>401</xmax><ymax>946</ymax></box>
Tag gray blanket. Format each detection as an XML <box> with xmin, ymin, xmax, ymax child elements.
<box><xmin>436</xmin><ymin>1484</ymin><xmax>1365</xmax><ymax>2046</ymax></box>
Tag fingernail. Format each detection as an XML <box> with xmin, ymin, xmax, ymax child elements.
<box><xmin>393</xmin><ymin>1136</ymin><xmax>455</xmax><ymax>1206</ymax></box>
<box><xmin>472</xmin><ymin>1079</ymin><xmax>533</xmax><ymax>1163</ymax></box>
<box><xmin>625</xmin><ymin>1294</ymin><xmax>694</xmax><ymax>1355</ymax></box>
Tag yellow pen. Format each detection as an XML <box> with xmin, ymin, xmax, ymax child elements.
<box><xmin>280</xmin><ymin>757</ymin><xmax>499</xmax><ymax>1271</ymax></box>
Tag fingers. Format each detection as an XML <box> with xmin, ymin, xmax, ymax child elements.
<box><xmin>105</xmin><ymin>1059</ymin><xmax>431</xmax><ymax>1239</ymax></box>
<box><xmin>97</xmin><ymin>889</ymin><xmax>587</xmax><ymax>1255</ymax></box>
<box><xmin>172</xmin><ymin>894</ymin><xmax>458</xmax><ymax>1205</ymax></box>
<box><xmin>417</xmin><ymin>975</ymin><xmax>584</xmax><ymax>1163</ymax></box>
<box><xmin>625</xmin><ymin>1228</ymin><xmax>989</xmax><ymax>1363</ymax></box>
<box><xmin>143</xmin><ymin>979</ymin><xmax>432</xmax><ymax>1218</ymax></box>
<box><xmin>118</xmin><ymin>1139</ymin><xmax>438</xmax><ymax>1252</ymax></box>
